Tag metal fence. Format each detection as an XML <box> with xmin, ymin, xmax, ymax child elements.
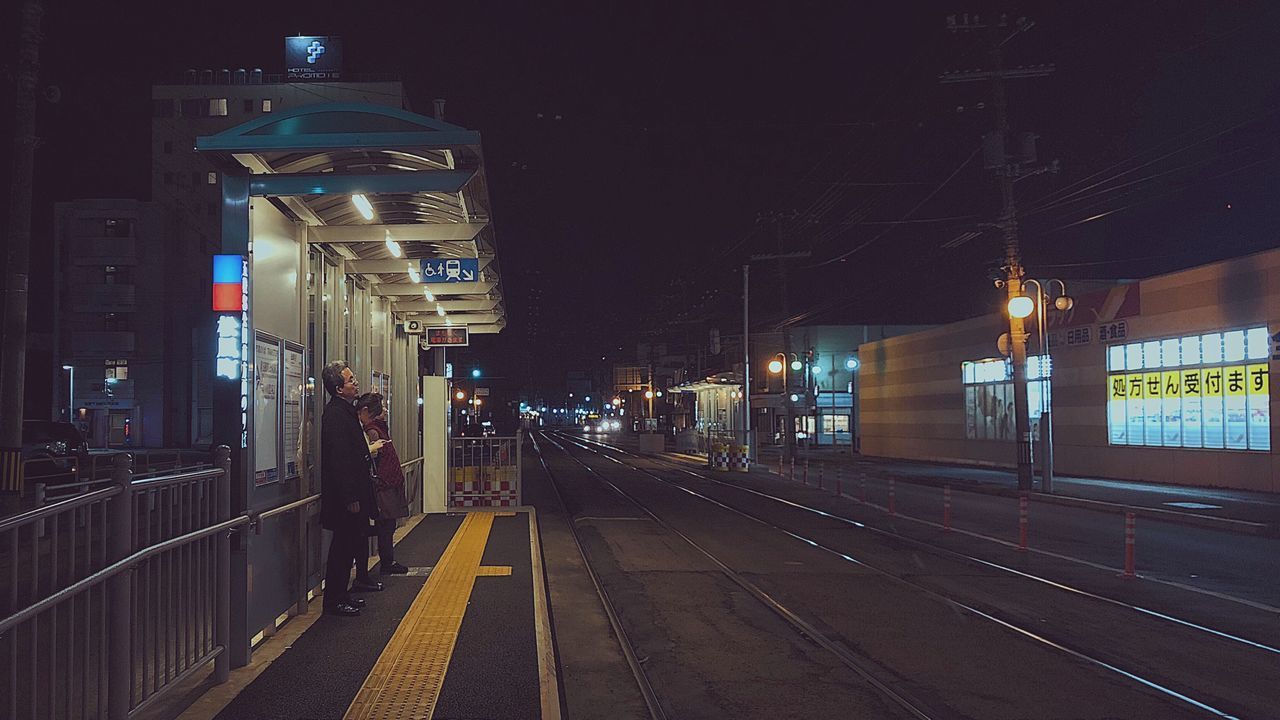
<box><xmin>22</xmin><ymin>450</ymin><xmax>212</xmax><ymax>503</ymax></box>
<box><xmin>447</xmin><ymin>434</ymin><xmax>522</xmax><ymax>507</ymax></box>
<box><xmin>0</xmin><ymin>448</ymin><xmax>237</xmax><ymax>720</ymax></box>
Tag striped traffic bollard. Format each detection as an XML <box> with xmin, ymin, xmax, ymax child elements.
<box><xmin>1122</xmin><ymin>513</ymin><xmax>1137</xmax><ymax>579</ymax></box>
<box><xmin>1017</xmin><ymin>493</ymin><xmax>1029</xmax><ymax>552</ymax></box>
<box><xmin>943</xmin><ymin>485</ymin><xmax>952</xmax><ymax>532</ymax></box>
<box><xmin>888</xmin><ymin>478</ymin><xmax>896</xmax><ymax>516</ymax></box>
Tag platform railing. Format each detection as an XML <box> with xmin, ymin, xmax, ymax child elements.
<box><xmin>0</xmin><ymin>447</ymin><xmax>237</xmax><ymax>720</ymax></box>
<box><xmin>448</xmin><ymin>433</ymin><xmax>522</xmax><ymax>507</ymax></box>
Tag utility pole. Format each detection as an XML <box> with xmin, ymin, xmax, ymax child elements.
<box><xmin>748</xmin><ymin>247</ymin><xmax>810</xmax><ymax>463</ymax></box>
<box><xmin>742</xmin><ymin>264</ymin><xmax>751</xmax><ymax>461</ymax></box>
<box><xmin>942</xmin><ymin>13</ymin><xmax>1054</xmax><ymax>491</ymax></box>
<box><xmin>1</xmin><ymin>0</ymin><xmax>45</xmax><ymax>495</ymax></box>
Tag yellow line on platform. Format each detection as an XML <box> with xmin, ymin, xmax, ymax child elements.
<box><xmin>476</xmin><ymin>565</ymin><xmax>512</xmax><ymax>576</ymax></box>
<box><xmin>345</xmin><ymin>512</ymin><xmax>495</xmax><ymax>720</ymax></box>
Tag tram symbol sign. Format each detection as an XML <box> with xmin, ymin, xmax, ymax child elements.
<box><xmin>420</xmin><ymin>258</ymin><xmax>479</xmax><ymax>283</ymax></box>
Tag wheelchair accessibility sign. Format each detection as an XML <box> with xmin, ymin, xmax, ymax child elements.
<box><xmin>419</xmin><ymin>257</ymin><xmax>479</xmax><ymax>283</ymax></box>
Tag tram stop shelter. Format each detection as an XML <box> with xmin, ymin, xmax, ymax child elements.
<box><xmin>196</xmin><ymin>102</ymin><xmax>507</xmax><ymax>667</ymax></box>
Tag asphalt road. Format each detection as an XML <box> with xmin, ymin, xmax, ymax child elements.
<box><xmin>532</xmin><ymin>430</ymin><xmax>1280</xmax><ymax>719</ymax></box>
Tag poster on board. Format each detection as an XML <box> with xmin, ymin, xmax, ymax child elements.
<box><xmin>283</xmin><ymin>346</ymin><xmax>305</xmax><ymax>479</ymax></box>
<box><xmin>254</xmin><ymin>337</ymin><xmax>280</xmax><ymax>486</ymax></box>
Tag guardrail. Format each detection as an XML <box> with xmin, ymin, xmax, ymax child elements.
<box><xmin>448</xmin><ymin>434</ymin><xmax>522</xmax><ymax>508</ymax></box>
<box><xmin>21</xmin><ymin>449</ymin><xmax>212</xmax><ymax>504</ymax></box>
<box><xmin>0</xmin><ymin>448</ymin><xmax>236</xmax><ymax>720</ymax></box>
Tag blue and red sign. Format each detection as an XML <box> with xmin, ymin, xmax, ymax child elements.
<box><xmin>213</xmin><ymin>255</ymin><xmax>244</xmax><ymax>311</ymax></box>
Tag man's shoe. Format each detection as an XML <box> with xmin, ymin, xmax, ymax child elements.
<box><xmin>324</xmin><ymin>602</ymin><xmax>361</xmax><ymax>616</ymax></box>
<box><xmin>351</xmin><ymin>580</ymin><xmax>385</xmax><ymax>592</ymax></box>
<box><xmin>349</xmin><ymin>597</ymin><xmax>366</xmax><ymax>608</ymax></box>
<box><xmin>382</xmin><ymin>562</ymin><xmax>409</xmax><ymax>575</ymax></box>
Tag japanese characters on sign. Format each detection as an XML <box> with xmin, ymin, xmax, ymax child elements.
<box><xmin>1105</xmin><ymin>327</ymin><xmax>1270</xmax><ymax>451</ymax></box>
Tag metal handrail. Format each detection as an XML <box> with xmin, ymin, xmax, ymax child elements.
<box><xmin>0</xmin><ymin>514</ymin><xmax>249</xmax><ymax>635</ymax></box>
<box><xmin>255</xmin><ymin>494</ymin><xmax>320</xmax><ymax>525</ymax></box>
<box><xmin>0</xmin><ymin>485</ymin><xmax>120</xmax><ymax>533</ymax></box>
<box><xmin>130</xmin><ymin>466</ymin><xmax>225</xmax><ymax>489</ymax></box>
<box><xmin>399</xmin><ymin>456</ymin><xmax>423</xmax><ymax>469</ymax></box>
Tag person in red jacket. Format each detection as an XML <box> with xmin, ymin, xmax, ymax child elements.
<box><xmin>356</xmin><ymin>393</ymin><xmax>410</xmax><ymax>574</ymax></box>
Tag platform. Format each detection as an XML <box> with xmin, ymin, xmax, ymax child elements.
<box><xmin>184</xmin><ymin>510</ymin><xmax>557</xmax><ymax>720</ymax></box>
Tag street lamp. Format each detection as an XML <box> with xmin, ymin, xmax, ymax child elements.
<box><xmin>1007</xmin><ymin>294</ymin><xmax>1035</xmax><ymax>319</ymax></box>
<box><xmin>767</xmin><ymin>355</ymin><xmax>785</xmax><ymax>374</ymax></box>
<box><xmin>1022</xmin><ymin>279</ymin><xmax>1071</xmax><ymax>494</ymax></box>
<box><xmin>62</xmin><ymin>365</ymin><xmax>73</xmax><ymax>421</ymax></box>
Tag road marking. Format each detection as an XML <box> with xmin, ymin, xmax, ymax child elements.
<box><xmin>1164</xmin><ymin>501</ymin><xmax>1223</xmax><ymax>510</ymax></box>
<box><xmin>345</xmin><ymin>512</ymin><xmax>494</xmax><ymax>720</ymax></box>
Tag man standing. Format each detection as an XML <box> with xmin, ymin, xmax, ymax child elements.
<box><xmin>320</xmin><ymin>361</ymin><xmax>383</xmax><ymax>616</ymax></box>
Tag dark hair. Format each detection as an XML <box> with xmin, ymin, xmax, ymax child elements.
<box><xmin>356</xmin><ymin>392</ymin><xmax>384</xmax><ymax>418</ymax></box>
<box><xmin>321</xmin><ymin>361</ymin><xmax>349</xmax><ymax>397</ymax></box>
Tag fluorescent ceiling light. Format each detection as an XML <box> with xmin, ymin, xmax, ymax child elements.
<box><xmin>423</xmin><ymin>288</ymin><xmax>435</xmax><ymax>302</ymax></box>
<box><xmin>407</xmin><ymin>262</ymin><xmax>421</xmax><ymax>283</ymax></box>
<box><xmin>384</xmin><ymin>232</ymin><xmax>402</xmax><ymax>258</ymax></box>
<box><xmin>436</xmin><ymin>304</ymin><xmax>446</xmax><ymax>317</ymax></box>
<box><xmin>351</xmin><ymin>194</ymin><xmax>375</xmax><ymax>220</ymax></box>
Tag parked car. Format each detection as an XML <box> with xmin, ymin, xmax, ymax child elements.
<box><xmin>23</xmin><ymin>420</ymin><xmax>89</xmax><ymax>472</ymax></box>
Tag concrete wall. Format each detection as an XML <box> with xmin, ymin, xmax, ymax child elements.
<box><xmin>860</xmin><ymin>248</ymin><xmax>1280</xmax><ymax>493</ymax></box>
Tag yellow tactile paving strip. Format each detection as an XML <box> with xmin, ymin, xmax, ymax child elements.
<box><xmin>344</xmin><ymin>512</ymin><xmax>497</xmax><ymax>720</ymax></box>
<box><xmin>476</xmin><ymin>565</ymin><xmax>513</xmax><ymax>577</ymax></box>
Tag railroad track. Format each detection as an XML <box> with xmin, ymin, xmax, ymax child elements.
<box><xmin>532</xmin><ymin>432</ymin><xmax>942</xmax><ymax>720</ymax></box>
<box><xmin>548</xmin><ymin>430</ymin><xmax>1278</xmax><ymax>718</ymax></box>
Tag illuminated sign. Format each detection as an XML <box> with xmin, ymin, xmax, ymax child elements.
<box><xmin>424</xmin><ymin>327</ymin><xmax>469</xmax><ymax>347</ymax></box>
<box><xmin>213</xmin><ymin>255</ymin><xmax>244</xmax><ymax>311</ymax></box>
<box><xmin>216</xmin><ymin>316</ymin><xmax>242</xmax><ymax>380</ymax></box>
<box><xmin>419</xmin><ymin>258</ymin><xmax>479</xmax><ymax>283</ymax></box>
<box><xmin>285</xmin><ymin>36</ymin><xmax>343</xmax><ymax>81</ymax></box>
<box><xmin>1106</xmin><ymin>327</ymin><xmax>1269</xmax><ymax>451</ymax></box>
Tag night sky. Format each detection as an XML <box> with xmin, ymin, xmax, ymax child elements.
<box><xmin>6</xmin><ymin>1</ymin><xmax>1280</xmax><ymax>400</ymax></box>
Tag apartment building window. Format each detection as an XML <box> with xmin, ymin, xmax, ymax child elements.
<box><xmin>180</xmin><ymin>98</ymin><xmax>203</xmax><ymax>117</ymax></box>
<box><xmin>243</xmin><ymin>98</ymin><xmax>255</xmax><ymax>114</ymax></box>
<box><xmin>206</xmin><ymin>172</ymin><xmax>218</xmax><ymax>185</ymax></box>
<box><xmin>151</xmin><ymin>99</ymin><xmax>175</xmax><ymax>118</ymax></box>
<box><xmin>261</xmin><ymin>99</ymin><xmax>273</xmax><ymax>113</ymax></box>
<box><xmin>103</xmin><ymin>313</ymin><xmax>132</xmax><ymax>332</ymax></box>
<box><xmin>104</xmin><ymin>266</ymin><xmax>132</xmax><ymax>285</ymax></box>
<box><xmin>163</xmin><ymin>140</ymin><xmax>173</xmax><ymax>154</ymax></box>
<box><xmin>103</xmin><ymin>218</ymin><xmax>133</xmax><ymax>237</ymax></box>
<box><xmin>208</xmin><ymin>98</ymin><xmax>228</xmax><ymax>117</ymax></box>
<box><xmin>105</xmin><ymin>359</ymin><xmax>129</xmax><ymax>381</ymax></box>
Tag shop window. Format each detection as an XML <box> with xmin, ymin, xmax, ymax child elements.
<box><xmin>961</xmin><ymin>356</ymin><xmax>1050</xmax><ymax>442</ymax></box>
<box><xmin>1106</xmin><ymin>326</ymin><xmax>1269</xmax><ymax>451</ymax></box>
<box><xmin>821</xmin><ymin>414</ymin><xmax>850</xmax><ymax>434</ymax></box>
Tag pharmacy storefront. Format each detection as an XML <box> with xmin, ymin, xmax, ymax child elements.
<box><xmin>860</xmin><ymin>249</ymin><xmax>1280</xmax><ymax>493</ymax></box>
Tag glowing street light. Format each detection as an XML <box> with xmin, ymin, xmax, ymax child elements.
<box><xmin>845</xmin><ymin>357</ymin><xmax>860</xmax><ymax>371</ymax></box>
<box><xmin>644</xmin><ymin>390</ymin><xmax>654</xmax><ymax>399</ymax></box>
<box><xmin>790</xmin><ymin>359</ymin><xmax>803</xmax><ymax>371</ymax></box>
<box><xmin>1007</xmin><ymin>294</ymin><xmax>1034</xmax><ymax>319</ymax></box>
<box><xmin>471</xmin><ymin>368</ymin><xmax>481</xmax><ymax>378</ymax></box>
<box><xmin>811</xmin><ymin>365</ymin><xmax>823</xmax><ymax>376</ymax></box>
<box><xmin>767</xmin><ymin>355</ymin><xmax>784</xmax><ymax>374</ymax></box>
<box><xmin>455</xmin><ymin>390</ymin><xmax>466</xmax><ymax>400</ymax></box>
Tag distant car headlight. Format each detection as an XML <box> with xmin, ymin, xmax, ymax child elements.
<box><xmin>610</xmin><ymin>421</ymin><xmax>621</xmax><ymax>430</ymax></box>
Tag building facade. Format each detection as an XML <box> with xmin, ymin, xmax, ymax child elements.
<box><xmin>860</xmin><ymin>248</ymin><xmax>1280</xmax><ymax>493</ymax></box>
<box><xmin>53</xmin><ymin>74</ymin><xmax>406</xmax><ymax>448</ymax></box>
